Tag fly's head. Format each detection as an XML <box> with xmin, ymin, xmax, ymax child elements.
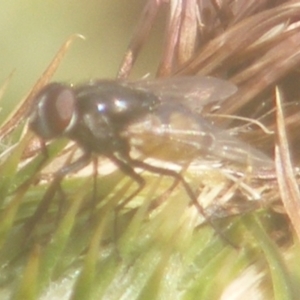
<box><xmin>29</xmin><ymin>83</ymin><xmax>78</xmax><ymax>140</ymax></box>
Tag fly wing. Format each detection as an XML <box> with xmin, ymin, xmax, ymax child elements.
<box><xmin>124</xmin><ymin>76</ymin><xmax>237</xmax><ymax>111</ymax></box>
<box><xmin>123</xmin><ymin>102</ymin><xmax>274</xmax><ymax>171</ymax></box>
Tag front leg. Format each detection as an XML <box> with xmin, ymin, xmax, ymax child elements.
<box><xmin>24</xmin><ymin>151</ymin><xmax>92</xmax><ymax>237</ymax></box>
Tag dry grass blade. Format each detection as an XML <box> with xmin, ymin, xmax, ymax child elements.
<box><xmin>0</xmin><ymin>34</ymin><xmax>84</xmax><ymax>140</ymax></box>
<box><xmin>176</xmin><ymin>1</ymin><xmax>300</xmax><ymax>76</ymax></box>
<box><xmin>0</xmin><ymin>71</ymin><xmax>15</xmax><ymax>104</ymax></box>
<box><xmin>221</xmin><ymin>29</ymin><xmax>300</xmax><ymax>115</ymax></box>
<box><xmin>117</xmin><ymin>0</ymin><xmax>162</xmax><ymax>79</ymax></box>
<box><xmin>275</xmin><ymin>86</ymin><xmax>300</xmax><ymax>241</ymax></box>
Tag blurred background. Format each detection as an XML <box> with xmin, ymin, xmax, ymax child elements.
<box><xmin>0</xmin><ymin>0</ymin><xmax>164</xmax><ymax>119</ymax></box>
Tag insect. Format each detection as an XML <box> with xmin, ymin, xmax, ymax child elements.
<box><xmin>27</xmin><ymin>76</ymin><xmax>273</xmax><ymax>230</ymax></box>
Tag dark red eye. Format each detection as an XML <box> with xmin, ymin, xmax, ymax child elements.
<box><xmin>29</xmin><ymin>83</ymin><xmax>77</xmax><ymax>139</ymax></box>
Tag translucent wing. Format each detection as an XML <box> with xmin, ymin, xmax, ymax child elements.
<box><xmin>124</xmin><ymin>76</ymin><xmax>237</xmax><ymax>111</ymax></box>
<box><xmin>123</xmin><ymin>101</ymin><xmax>274</xmax><ymax>171</ymax></box>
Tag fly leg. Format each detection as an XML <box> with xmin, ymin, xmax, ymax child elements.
<box><xmin>108</xmin><ymin>150</ymin><xmax>202</xmax><ymax>217</ymax></box>
<box><xmin>104</xmin><ymin>154</ymin><xmax>146</xmax><ymax>251</ymax></box>
<box><xmin>24</xmin><ymin>152</ymin><xmax>91</xmax><ymax>237</ymax></box>
<box><xmin>124</xmin><ymin>157</ymin><xmax>237</xmax><ymax>247</ymax></box>
<box><xmin>108</xmin><ymin>154</ymin><xmax>146</xmax><ymax>211</ymax></box>
<box><xmin>125</xmin><ymin>158</ymin><xmax>207</xmax><ymax>217</ymax></box>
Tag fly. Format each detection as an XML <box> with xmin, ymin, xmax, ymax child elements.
<box><xmin>27</xmin><ymin>76</ymin><xmax>273</xmax><ymax>233</ymax></box>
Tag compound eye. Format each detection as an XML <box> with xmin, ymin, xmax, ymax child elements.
<box><xmin>29</xmin><ymin>83</ymin><xmax>77</xmax><ymax>139</ymax></box>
